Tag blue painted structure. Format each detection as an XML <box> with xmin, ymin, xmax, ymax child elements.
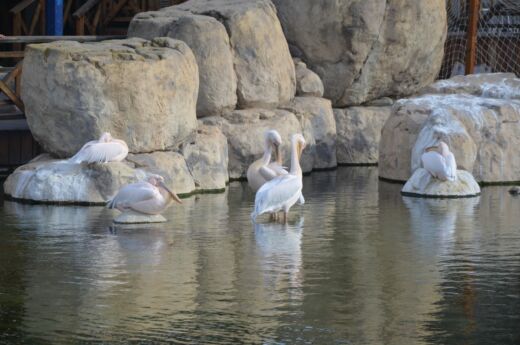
<box><xmin>45</xmin><ymin>0</ymin><xmax>64</xmax><ymax>35</ymax></box>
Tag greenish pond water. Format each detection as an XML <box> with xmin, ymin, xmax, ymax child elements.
<box><xmin>0</xmin><ymin>167</ymin><xmax>519</xmax><ymax>344</ymax></box>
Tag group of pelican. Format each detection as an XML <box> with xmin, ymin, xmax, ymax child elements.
<box><xmin>68</xmin><ymin>132</ymin><xmax>181</xmax><ymax>217</ymax></box>
<box><xmin>66</xmin><ymin>130</ymin><xmax>458</xmax><ymax>223</ymax></box>
<box><xmin>248</xmin><ymin>130</ymin><xmax>306</xmax><ymax>223</ymax></box>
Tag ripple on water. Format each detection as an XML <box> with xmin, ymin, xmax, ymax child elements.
<box><xmin>0</xmin><ymin>167</ymin><xmax>519</xmax><ymax>344</ymax></box>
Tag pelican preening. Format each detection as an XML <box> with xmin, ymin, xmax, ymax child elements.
<box><xmin>107</xmin><ymin>174</ymin><xmax>182</xmax><ymax>216</ymax></box>
<box><xmin>69</xmin><ymin>132</ymin><xmax>128</xmax><ymax>164</ymax></box>
<box><xmin>421</xmin><ymin>141</ymin><xmax>457</xmax><ymax>181</ymax></box>
<box><xmin>247</xmin><ymin>130</ymin><xmax>287</xmax><ymax>192</ymax></box>
<box><xmin>251</xmin><ymin>134</ymin><xmax>306</xmax><ymax>223</ymax></box>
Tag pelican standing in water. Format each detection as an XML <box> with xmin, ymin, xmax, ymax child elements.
<box><xmin>69</xmin><ymin>132</ymin><xmax>128</xmax><ymax>164</ymax></box>
<box><xmin>107</xmin><ymin>174</ymin><xmax>182</xmax><ymax>215</ymax></box>
<box><xmin>421</xmin><ymin>141</ymin><xmax>457</xmax><ymax>181</ymax></box>
<box><xmin>247</xmin><ymin>130</ymin><xmax>287</xmax><ymax>192</ymax></box>
<box><xmin>251</xmin><ymin>134</ymin><xmax>306</xmax><ymax>223</ymax></box>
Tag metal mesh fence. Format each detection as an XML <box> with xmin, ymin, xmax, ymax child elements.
<box><xmin>439</xmin><ymin>0</ymin><xmax>520</xmax><ymax>79</ymax></box>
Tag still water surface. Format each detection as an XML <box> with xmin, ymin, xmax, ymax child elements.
<box><xmin>0</xmin><ymin>167</ymin><xmax>519</xmax><ymax>344</ymax></box>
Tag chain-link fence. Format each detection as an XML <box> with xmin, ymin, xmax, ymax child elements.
<box><xmin>439</xmin><ymin>0</ymin><xmax>520</xmax><ymax>79</ymax></box>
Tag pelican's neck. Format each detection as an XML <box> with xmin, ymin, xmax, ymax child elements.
<box><xmin>262</xmin><ymin>139</ymin><xmax>272</xmax><ymax>165</ymax></box>
<box><xmin>290</xmin><ymin>140</ymin><xmax>302</xmax><ymax>176</ymax></box>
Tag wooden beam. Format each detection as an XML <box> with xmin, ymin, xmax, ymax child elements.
<box><xmin>0</xmin><ymin>81</ymin><xmax>24</xmax><ymax>112</ymax></box>
<box><xmin>0</xmin><ymin>51</ymin><xmax>25</xmax><ymax>58</ymax></box>
<box><xmin>0</xmin><ymin>35</ymin><xmax>125</xmax><ymax>44</ymax></box>
<box><xmin>75</xmin><ymin>16</ymin><xmax>86</xmax><ymax>35</ymax></box>
<box><xmin>465</xmin><ymin>0</ymin><xmax>480</xmax><ymax>75</ymax></box>
<box><xmin>10</xmin><ymin>0</ymin><xmax>37</xmax><ymax>13</ymax></box>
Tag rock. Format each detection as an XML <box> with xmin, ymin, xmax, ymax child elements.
<box><xmin>126</xmin><ymin>151</ymin><xmax>195</xmax><ymax>195</ymax></box>
<box><xmin>113</xmin><ymin>210</ymin><xmax>167</xmax><ymax>224</ymax></box>
<box><xmin>334</xmin><ymin>106</ymin><xmax>392</xmax><ymax>165</ymax></box>
<box><xmin>280</xmin><ymin>97</ymin><xmax>336</xmax><ymax>171</ymax></box>
<box><xmin>420</xmin><ymin>73</ymin><xmax>520</xmax><ymax>99</ymax></box>
<box><xmin>379</xmin><ymin>90</ymin><xmax>520</xmax><ymax>183</ymax></box>
<box><xmin>294</xmin><ymin>58</ymin><xmax>324</xmax><ymax>97</ymax></box>
<box><xmin>3</xmin><ymin>155</ymin><xmax>144</xmax><ymax>204</ymax></box>
<box><xmin>401</xmin><ymin>169</ymin><xmax>480</xmax><ymax>198</ymax></box>
<box><xmin>176</xmin><ymin>0</ymin><xmax>296</xmax><ymax>108</ymax></box>
<box><xmin>181</xmin><ymin>124</ymin><xmax>229</xmax><ymax>191</ymax></box>
<box><xmin>272</xmin><ymin>0</ymin><xmax>447</xmax><ymax>106</ymax></box>
<box><xmin>129</xmin><ymin>10</ymin><xmax>237</xmax><ymax>117</ymax></box>
<box><xmin>202</xmin><ymin>108</ymin><xmax>302</xmax><ymax>179</ymax></box>
<box><xmin>21</xmin><ymin>37</ymin><xmax>199</xmax><ymax>157</ymax></box>
<box><xmin>509</xmin><ymin>187</ymin><xmax>520</xmax><ymax>196</ymax></box>
<box><xmin>366</xmin><ymin>97</ymin><xmax>394</xmax><ymax>107</ymax></box>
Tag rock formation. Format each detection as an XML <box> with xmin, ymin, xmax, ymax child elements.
<box><xmin>379</xmin><ymin>73</ymin><xmax>520</xmax><ymax>184</ymax></box>
<box><xmin>272</xmin><ymin>0</ymin><xmax>447</xmax><ymax>106</ymax></box>
<box><xmin>130</xmin><ymin>0</ymin><xmax>296</xmax><ymax>112</ymax></box>
<box><xmin>22</xmin><ymin>37</ymin><xmax>199</xmax><ymax>157</ymax></box>
<box><xmin>334</xmin><ymin>106</ymin><xmax>392</xmax><ymax>165</ymax></box>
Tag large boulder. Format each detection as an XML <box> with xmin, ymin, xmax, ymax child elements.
<box><xmin>280</xmin><ymin>97</ymin><xmax>336</xmax><ymax>170</ymax></box>
<box><xmin>294</xmin><ymin>58</ymin><xmax>324</xmax><ymax>97</ymax></box>
<box><xmin>181</xmin><ymin>124</ymin><xmax>229</xmax><ymax>191</ymax></box>
<box><xmin>402</xmin><ymin>169</ymin><xmax>480</xmax><ymax>198</ymax></box>
<box><xmin>334</xmin><ymin>106</ymin><xmax>392</xmax><ymax>165</ymax></box>
<box><xmin>379</xmin><ymin>75</ymin><xmax>520</xmax><ymax>183</ymax></box>
<box><xmin>176</xmin><ymin>0</ymin><xmax>296</xmax><ymax>108</ymax></box>
<box><xmin>273</xmin><ymin>0</ymin><xmax>447</xmax><ymax>106</ymax></box>
<box><xmin>129</xmin><ymin>10</ymin><xmax>237</xmax><ymax>117</ymax></box>
<box><xmin>22</xmin><ymin>37</ymin><xmax>199</xmax><ymax>158</ymax></box>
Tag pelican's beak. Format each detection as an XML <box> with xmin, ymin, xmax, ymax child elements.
<box><xmin>298</xmin><ymin>142</ymin><xmax>305</xmax><ymax>159</ymax></box>
<box><xmin>159</xmin><ymin>181</ymin><xmax>182</xmax><ymax>204</ymax></box>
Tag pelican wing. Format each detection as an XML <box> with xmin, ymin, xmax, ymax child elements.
<box><xmin>69</xmin><ymin>141</ymin><xmax>128</xmax><ymax>164</ymax></box>
<box><xmin>421</xmin><ymin>151</ymin><xmax>458</xmax><ymax>181</ymax></box>
<box><xmin>107</xmin><ymin>182</ymin><xmax>160</xmax><ymax>209</ymax></box>
<box><xmin>267</xmin><ymin>162</ymin><xmax>288</xmax><ymax>175</ymax></box>
<box><xmin>252</xmin><ymin>174</ymin><xmax>302</xmax><ymax>220</ymax></box>
<box><xmin>445</xmin><ymin>152</ymin><xmax>457</xmax><ymax>181</ymax></box>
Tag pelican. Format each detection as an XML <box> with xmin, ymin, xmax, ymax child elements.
<box><xmin>107</xmin><ymin>174</ymin><xmax>182</xmax><ymax>215</ymax></box>
<box><xmin>247</xmin><ymin>129</ymin><xmax>287</xmax><ymax>192</ymax></box>
<box><xmin>69</xmin><ymin>132</ymin><xmax>128</xmax><ymax>164</ymax></box>
<box><xmin>421</xmin><ymin>141</ymin><xmax>457</xmax><ymax>181</ymax></box>
<box><xmin>251</xmin><ymin>134</ymin><xmax>306</xmax><ymax>223</ymax></box>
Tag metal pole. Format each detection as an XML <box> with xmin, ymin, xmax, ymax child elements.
<box><xmin>45</xmin><ymin>0</ymin><xmax>64</xmax><ymax>35</ymax></box>
<box><xmin>465</xmin><ymin>0</ymin><xmax>480</xmax><ymax>75</ymax></box>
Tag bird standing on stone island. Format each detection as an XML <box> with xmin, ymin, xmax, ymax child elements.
<box><xmin>421</xmin><ymin>141</ymin><xmax>457</xmax><ymax>181</ymax></box>
<box><xmin>69</xmin><ymin>132</ymin><xmax>128</xmax><ymax>164</ymax></box>
<box><xmin>251</xmin><ymin>134</ymin><xmax>306</xmax><ymax>223</ymax></box>
<box><xmin>107</xmin><ymin>174</ymin><xmax>182</xmax><ymax>215</ymax></box>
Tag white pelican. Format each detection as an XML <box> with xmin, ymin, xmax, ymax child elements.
<box><xmin>421</xmin><ymin>141</ymin><xmax>457</xmax><ymax>181</ymax></box>
<box><xmin>69</xmin><ymin>132</ymin><xmax>128</xmax><ymax>164</ymax></box>
<box><xmin>247</xmin><ymin>129</ymin><xmax>287</xmax><ymax>192</ymax></box>
<box><xmin>251</xmin><ymin>134</ymin><xmax>306</xmax><ymax>223</ymax></box>
<box><xmin>107</xmin><ymin>174</ymin><xmax>182</xmax><ymax>215</ymax></box>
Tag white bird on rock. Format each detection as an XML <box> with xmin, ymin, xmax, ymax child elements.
<box><xmin>421</xmin><ymin>141</ymin><xmax>457</xmax><ymax>181</ymax></box>
<box><xmin>69</xmin><ymin>132</ymin><xmax>128</xmax><ymax>164</ymax></box>
<box><xmin>247</xmin><ymin>129</ymin><xmax>287</xmax><ymax>192</ymax></box>
<box><xmin>251</xmin><ymin>133</ymin><xmax>306</xmax><ymax>223</ymax></box>
<box><xmin>107</xmin><ymin>174</ymin><xmax>182</xmax><ymax>215</ymax></box>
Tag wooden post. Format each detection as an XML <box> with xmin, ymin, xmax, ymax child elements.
<box><xmin>465</xmin><ymin>0</ymin><xmax>480</xmax><ymax>75</ymax></box>
<box><xmin>76</xmin><ymin>16</ymin><xmax>85</xmax><ymax>35</ymax></box>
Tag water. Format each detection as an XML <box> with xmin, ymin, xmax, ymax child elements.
<box><xmin>0</xmin><ymin>167</ymin><xmax>519</xmax><ymax>344</ymax></box>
